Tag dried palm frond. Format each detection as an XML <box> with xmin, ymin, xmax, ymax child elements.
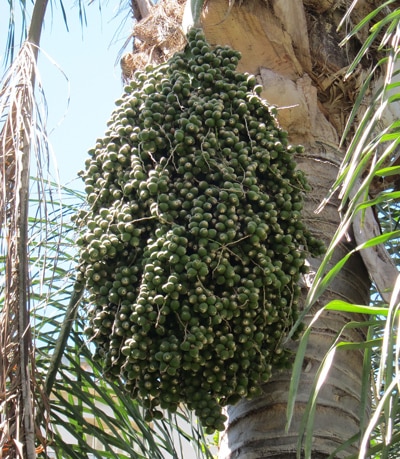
<box><xmin>0</xmin><ymin>41</ymin><xmax>36</xmax><ymax>459</ymax></box>
<box><xmin>134</xmin><ymin>0</ymin><xmax>186</xmax><ymax>50</ymax></box>
<box><xmin>0</xmin><ymin>1</ymin><xmax>52</xmax><ymax>455</ymax></box>
<box><xmin>121</xmin><ymin>48</ymin><xmax>161</xmax><ymax>81</ymax></box>
<box><xmin>0</xmin><ymin>28</ymin><xmax>51</xmax><ymax>459</ymax></box>
<box><xmin>122</xmin><ymin>0</ymin><xmax>187</xmax><ymax>80</ymax></box>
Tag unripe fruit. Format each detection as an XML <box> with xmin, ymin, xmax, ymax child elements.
<box><xmin>75</xmin><ymin>28</ymin><xmax>324</xmax><ymax>433</ymax></box>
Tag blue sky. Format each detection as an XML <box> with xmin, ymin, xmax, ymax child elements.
<box><xmin>1</xmin><ymin>2</ymin><xmax>133</xmax><ymax>190</ymax></box>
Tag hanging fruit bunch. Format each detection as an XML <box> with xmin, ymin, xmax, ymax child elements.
<box><xmin>75</xmin><ymin>28</ymin><xmax>324</xmax><ymax>433</ymax></box>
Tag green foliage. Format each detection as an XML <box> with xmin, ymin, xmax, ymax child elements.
<box><xmin>287</xmin><ymin>3</ymin><xmax>400</xmax><ymax>458</ymax></box>
<box><xmin>2</xmin><ymin>0</ymin><xmax>89</xmax><ymax>66</ymax></box>
<box><xmin>27</xmin><ymin>180</ymin><xmax>215</xmax><ymax>458</ymax></box>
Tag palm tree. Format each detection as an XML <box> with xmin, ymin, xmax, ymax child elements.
<box><xmin>200</xmin><ymin>2</ymin><xmax>400</xmax><ymax>457</ymax></box>
<box><xmin>125</xmin><ymin>0</ymin><xmax>400</xmax><ymax>457</ymax></box>
<box><xmin>195</xmin><ymin>2</ymin><xmax>370</xmax><ymax>457</ymax></box>
<box><xmin>1</xmin><ymin>0</ymin><xmax>399</xmax><ymax>458</ymax></box>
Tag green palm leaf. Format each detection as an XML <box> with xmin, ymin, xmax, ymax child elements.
<box><xmin>288</xmin><ymin>4</ymin><xmax>400</xmax><ymax>458</ymax></box>
<box><xmin>28</xmin><ymin>180</ymin><xmax>215</xmax><ymax>458</ymax></box>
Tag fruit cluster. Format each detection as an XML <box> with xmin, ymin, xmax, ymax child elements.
<box><xmin>75</xmin><ymin>28</ymin><xmax>324</xmax><ymax>432</ymax></box>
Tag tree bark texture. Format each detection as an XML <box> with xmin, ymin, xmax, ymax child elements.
<box><xmin>196</xmin><ymin>1</ymin><xmax>373</xmax><ymax>457</ymax></box>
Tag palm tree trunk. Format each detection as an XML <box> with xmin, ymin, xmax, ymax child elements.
<box><xmin>218</xmin><ymin>155</ymin><xmax>370</xmax><ymax>458</ymax></box>
<box><xmin>127</xmin><ymin>0</ymin><xmax>381</xmax><ymax>455</ymax></box>
<box><xmin>195</xmin><ymin>1</ymin><xmax>373</xmax><ymax>457</ymax></box>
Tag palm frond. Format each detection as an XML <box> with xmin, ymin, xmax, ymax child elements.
<box><xmin>3</xmin><ymin>0</ymin><xmax>29</xmax><ymax>66</ymax></box>
<box><xmin>288</xmin><ymin>4</ymin><xmax>400</xmax><ymax>458</ymax></box>
<box><xmin>25</xmin><ymin>179</ymin><xmax>216</xmax><ymax>458</ymax></box>
<box><xmin>0</xmin><ymin>36</ymin><xmax>50</xmax><ymax>459</ymax></box>
<box><xmin>325</xmin><ymin>6</ymin><xmax>400</xmax><ymax>209</ymax></box>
